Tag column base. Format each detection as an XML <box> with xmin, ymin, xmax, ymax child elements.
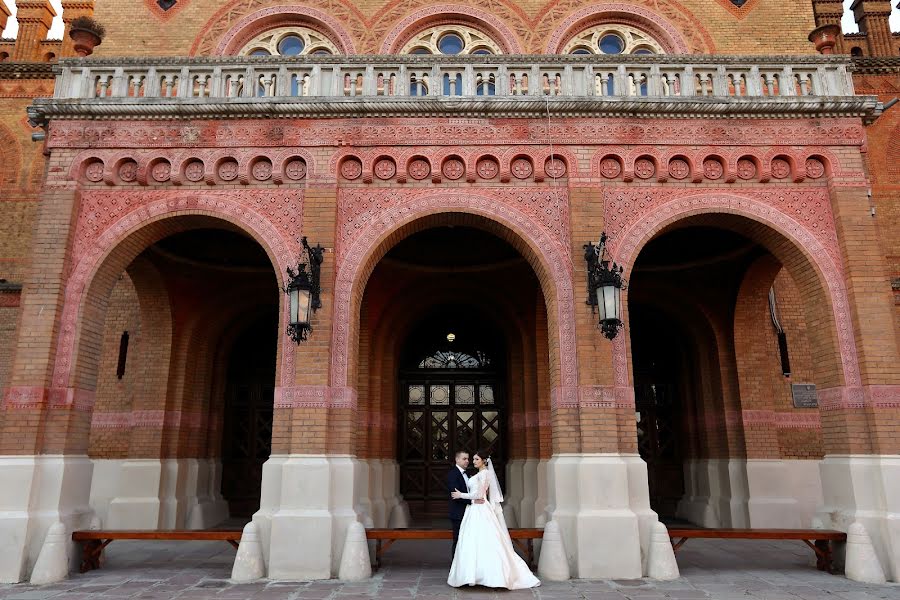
<box><xmin>504</xmin><ymin>459</ymin><xmax>525</xmax><ymax>527</ymax></box>
<box><xmin>519</xmin><ymin>458</ymin><xmax>539</xmax><ymax>528</ymax></box>
<box><xmin>0</xmin><ymin>455</ymin><xmax>95</xmax><ymax>583</ymax></box>
<box><xmin>677</xmin><ymin>459</ymin><xmax>749</xmax><ymax>527</ymax></box>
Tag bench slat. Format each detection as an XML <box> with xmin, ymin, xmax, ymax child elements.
<box><xmin>73</xmin><ymin>530</ymin><xmax>241</xmax><ymax>541</ymax></box>
<box><xmin>666</xmin><ymin>528</ymin><xmax>846</xmax><ymax>541</ymax></box>
<box><xmin>365</xmin><ymin>528</ymin><xmax>543</xmax><ymax>540</ymax></box>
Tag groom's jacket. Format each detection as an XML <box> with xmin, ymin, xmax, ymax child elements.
<box><xmin>447</xmin><ymin>467</ymin><xmax>471</xmax><ymax>521</ymax></box>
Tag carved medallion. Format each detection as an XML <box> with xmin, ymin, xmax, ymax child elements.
<box><xmin>151</xmin><ymin>161</ymin><xmax>171</xmax><ymax>183</ymax></box>
<box><xmin>252</xmin><ymin>160</ymin><xmax>273</xmax><ymax>181</ymax></box>
<box><xmin>703</xmin><ymin>159</ymin><xmax>724</xmax><ymax>180</ymax></box>
<box><xmin>285</xmin><ymin>159</ymin><xmax>307</xmax><ymax>181</ymax></box>
<box><xmin>184</xmin><ymin>160</ymin><xmax>204</xmax><ymax>182</ymax></box>
<box><xmin>442</xmin><ymin>158</ymin><xmax>465</xmax><ymax>180</ymax></box>
<box><xmin>408</xmin><ymin>158</ymin><xmax>431</xmax><ymax>180</ymax></box>
<box><xmin>805</xmin><ymin>158</ymin><xmax>825</xmax><ymax>179</ymax></box>
<box><xmin>218</xmin><ymin>160</ymin><xmax>239</xmax><ymax>181</ymax></box>
<box><xmin>668</xmin><ymin>159</ymin><xmax>690</xmax><ymax>180</ymax></box>
<box><xmin>737</xmin><ymin>158</ymin><xmax>757</xmax><ymax>180</ymax></box>
<box><xmin>599</xmin><ymin>157</ymin><xmax>622</xmax><ymax>179</ymax></box>
<box><xmin>634</xmin><ymin>158</ymin><xmax>656</xmax><ymax>179</ymax></box>
<box><xmin>476</xmin><ymin>158</ymin><xmax>499</xmax><ymax>179</ymax></box>
<box><xmin>544</xmin><ymin>157</ymin><xmax>567</xmax><ymax>179</ymax></box>
<box><xmin>771</xmin><ymin>158</ymin><xmax>791</xmax><ymax>180</ymax></box>
<box><xmin>374</xmin><ymin>158</ymin><xmax>396</xmax><ymax>180</ymax></box>
<box><xmin>341</xmin><ymin>158</ymin><xmax>363</xmax><ymax>181</ymax></box>
<box><xmin>84</xmin><ymin>161</ymin><xmax>105</xmax><ymax>182</ymax></box>
<box><xmin>511</xmin><ymin>157</ymin><xmax>533</xmax><ymax>180</ymax></box>
<box><xmin>118</xmin><ymin>160</ymin><xmax>138</xmax><ymax>183</ymax></box>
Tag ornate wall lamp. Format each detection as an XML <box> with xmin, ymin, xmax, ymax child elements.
<box><xmin>283</xmin><ymin>237</ymin><xmax>324</xmax><ymax>343</ymax></box>
<box><xmin>584</xmin><ymin>232</ymin><xmax>627</xmax><ymax>340</ymax></box>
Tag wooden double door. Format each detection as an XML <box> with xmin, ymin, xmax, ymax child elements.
<box><xmin>398</xmin><ymin>373</ymin><xmax>505</xmax><ymax>516</ymax></box>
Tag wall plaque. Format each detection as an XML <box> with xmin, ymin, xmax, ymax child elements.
<box><xmin>791</xmin><ymin>383</ymin><xmax>818</xmax><ymax>408</ymax></box>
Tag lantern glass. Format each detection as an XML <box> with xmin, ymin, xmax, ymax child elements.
<box><xmin>290</xmin><ymin>285</ymin><xmax>312</xmax><ymax>326</ymax></box>
<box><xmin>596</xmin><ymin>283</ymin><xmax>621</xmax><ymax>322</ymax></box>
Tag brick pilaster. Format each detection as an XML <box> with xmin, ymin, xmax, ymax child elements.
<box><xmin>851</xmin><ymin>0</ymin><xmax>897</xmax><ymax>57</ymax></box>
<box><xmin>11</xmin><ymin>1</ymin><xmax>55</xmax><ymax>61</ymax></box>
<box><xmin>812</xmin><ymin>0</ymin><xmax>848</xmax><ymax>52</ymax></box>
<box><xmin>59</xmin><ymin>1</ymin><xmax>95</xmax><ymax>58</ymax></box>
<box><xmin>0</xmin><ymin>2</ymin><xmax>11</xmax><ymax>34</ymax></box>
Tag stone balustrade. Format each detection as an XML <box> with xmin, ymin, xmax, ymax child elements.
<box><xmin>29</xmin><ymin>55</ymin><xmax>881</xmax><ymax>124</ymax></box>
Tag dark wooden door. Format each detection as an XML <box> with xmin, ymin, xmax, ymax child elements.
<box><xmin>635</xmin><ymin>382</ymin><xmax>684</xmax><ymax>518</ymax></box>
<box><xmin>398</xmin><ymin>375</ymin><xmax>504</xmax><ymax>516</ymax></box>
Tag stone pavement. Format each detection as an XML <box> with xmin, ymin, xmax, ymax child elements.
<box><xmin>1</xmin><ymin>535</ymin><xmax>899</xmax><ymax>600</ymax></box>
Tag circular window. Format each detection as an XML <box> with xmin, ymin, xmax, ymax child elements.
<box><xmin>249</xmin><ymin>48</ymin><xmax>271</xmax><ymax>56</ymax></box>
<box><xmin>278</xmin><ymin>35</ymin><xmax>305</xmax><ymax>55</ymax></box>
<box><xmin>599</xmin><ymin>34</ymin><xmax>625</xmax><ymax>54</ymax></box>
<box><xmin>438</xmin><ymin>33</ymin><xmax>465</xmax><ymax>55</ymax></box>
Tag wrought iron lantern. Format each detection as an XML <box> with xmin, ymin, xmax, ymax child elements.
<box><xmin>283</xmin><ymin>237</ymin><xmax>324</xmax><ymax>343</ymax></box>
<box><xmin>584</xmin><ymin>232</ymin><xmax>627</xmax><ymax>340</ymax></box>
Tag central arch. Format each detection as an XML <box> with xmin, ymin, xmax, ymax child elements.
<box><xmin>331</xmin><ymin>191</ymin><xmax>578</xmax><ymax>406</ymax></box>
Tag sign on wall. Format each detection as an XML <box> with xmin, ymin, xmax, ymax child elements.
<box><xmin>791</xmin><ymin>383</ymin><xmax>818</xmax><ymax>408</ymax></box>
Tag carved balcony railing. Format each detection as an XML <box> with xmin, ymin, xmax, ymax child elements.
<box><xmin>29</xmin><ymin>55</ymin><xmax>882</xmax><ymax>124</ymax></box>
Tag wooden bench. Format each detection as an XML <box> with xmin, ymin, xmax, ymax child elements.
<box><xmin>667</xmin><ymin>528</ymin><xmax>847</xmax><ymax>573</ymax></box>
<box><xmin>366</xmin><ymin>528</ymin><xmax>544</xmax><ymax>570</ymax></box>
<box><xmin>72</xmin><ymin>530</ymin><xmax>242</xmax><ymax>573</ymax></box>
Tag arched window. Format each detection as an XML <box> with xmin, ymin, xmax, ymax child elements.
<box><xmin>400</xmin><ymin>24</ymin><xmax>504</xmax><ymax>56</ymax></box>
<box><xmin>239</xmin><ymin>26</ymin><xmax>341</xmax><ymax>57</ymax></box>
<box><xmin>562</xmin><ymin>24</ymin><xmax>665</xmax><ymax>55</ymax></box>
<box><xmin>418</xmin><ymin>349</ymin><xmax>492</xmax><ymax>370</ymax></box>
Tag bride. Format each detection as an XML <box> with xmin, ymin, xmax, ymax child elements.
<box><xmin>447</xmin><ymin>450</ymin><xmax>541</xmax><ymax>589</ymax></box>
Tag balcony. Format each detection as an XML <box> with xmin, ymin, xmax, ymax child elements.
<box><xmin>28</xmin><ymin>54</ymin><xmax>881</xmax><ymax>125</ymax></box>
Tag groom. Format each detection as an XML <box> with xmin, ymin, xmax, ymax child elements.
<box><xmin>448</xmin><ymin>450</ymin><xmax>477</xmax><ymax>559</ymax></box>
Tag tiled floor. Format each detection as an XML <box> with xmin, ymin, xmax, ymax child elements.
<box><xmin>1</xmin><ymin>536</ymin><xmax>899</xmax><ymax>599</ymax></box>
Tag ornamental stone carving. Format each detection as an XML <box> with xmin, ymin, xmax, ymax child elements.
<box><xmin>806</xmin><ymin>158</ymin><xmax>826</xmax><ymax>179</ymax></box>
<box><xmin>151</xmin><ymin>161</ymin><xmax>171</xmax><ymax>182</ymax></box>
<box><xmin>544</xmin><ymin>157</ymin><xmax>566</xmax><ymax>179</ymax></box>
<box><xmin>285</xmin><ymin>159</ymin><xmax>307</xmax><ymax>180</ymax></box>
<box><xmin>600</xmin><ymin>157</ymin><xmax>622</xmax><ymax>179</ymax></box>
<box><xmin>252</xmin><ymin>159</ymin><xmax>273</xmax><ymax>181</ymax></box>
<box><xmin>737</xmin><ymin>158</ymin><xmax>757</xmax><ymax>180</ymax></box>
<box><xmin>218</xmin><ymin>159</ymin><xmax>239</xmax><ymax>181</ymax></box>
<box><xmin>341</xmin><ymin>158</ymin><xmax>363</xmax><ymax>180</ymax></box>
<box><xmin>668</xmin><ymin>158</ymin><xmax>690</xmax><ymax>180</ymax></box>
<box><xmin>85</xmin><ymin>161</ymin><xmax>105</xmax><ymax>183</ymax></box>
<box><xmin>118</xmin><ymin>160</ymin><xmax>138</xmax><ymax>183</ymax></box>
<box><xmin>184</xmin><ymin>160</ymin><xmax>205</xmax><ymax>182</ymax></box>
<box><xmin>703</xmin><ymin>158</ymin><xmax>724</xmax><ymax>180</ymax></box>
<box><xmin>374</xmin><ymin>158</ymin><xmax>396</xmax><ymax>180</ymax></box>
<box><xmin>476</xmin><ymin>157</ymin><xmax>499</xmax><ymax>179</ymax></box>
<box><xmin>511</xmin><ymin>157</ymin><xmax>533</xmax><ymax>179</ymax></box>
<box><xmin>442</xmin><ymin>158</ymin><xmax>464</xmax><ymax>181</ymax></box>
<box><xmin>634</xmin><ymin>158</ymin><xmax>655</xmax><ymax>179</ymax></box>
<box><xmin>771</xmin><ymin>158</ymin><xmax>791</xmax><ymax>180</ymax></box>
<box><xmin>408</xmin><ymin>158</ymin><xmax>431</xmax><ymax>180</ymax></box>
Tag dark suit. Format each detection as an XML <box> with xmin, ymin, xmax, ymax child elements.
<box><xmin>447</xmin><ymin>466</ymin><xmax>470</xmax><ymax>558</ymax></box>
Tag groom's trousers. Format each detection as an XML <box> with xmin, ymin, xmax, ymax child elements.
<box><xmin>451</xmin><ymin>517</ymin><xmax>463</xmax><ymax>559</ymax></box>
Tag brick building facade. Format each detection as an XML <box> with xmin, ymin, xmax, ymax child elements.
<box><xmin>0</xmin><ymin>0</ymin><xmax>899</xmax><ymax>585</ymax></box>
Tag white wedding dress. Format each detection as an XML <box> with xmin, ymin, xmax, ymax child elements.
<box><xmin>447</xmin><ymin>463</ymin><xmax>540</xmax><ymax>589</ymax></box>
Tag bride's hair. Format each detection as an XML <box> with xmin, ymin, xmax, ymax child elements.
<box><xmin>473</xmin><ymin>449</ymin><xmax>490</xmax><ymax>466</ymax></box>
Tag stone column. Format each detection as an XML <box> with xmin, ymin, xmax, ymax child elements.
<box><xmin>851</xmin><ymin>0</ymin><xmax>897</xmax><ymax>57</ymax></box>
<box><xmin>816</xmin><ymin>176</ymin><xmax>900</xmax><ymax>581</ymax></box>
<box><xmin>59</xmin><ymin>1</ymin><xmax>95</xmax><ymax>58</ymax></box>
<box><xmin>11</xmin><ymin>1</ymin><xmax>55</xmax><ymax>61</ymax></box>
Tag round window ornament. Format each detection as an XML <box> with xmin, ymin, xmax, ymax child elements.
<box><xmin>511</xmin><ymin>157</ymin><xmax>533</xmax><ymax>180</ymax></box>
<box><xmin>599</xmin><ymin>157</ymin><xmax>622</xmax><ymax>179</ymax></box>
<box><xmin>805</xmin><ymin>158</ymin><xmax>826</xmax><ymax>179</ymax></box>
<box><xmin>340</xmin><ymin>158</ymin><xmax>363</xmax><ymax>180</ymax></box>
<box><xmin>634</xmin><ymin>158</ymin><xmax>656</xmax><ymax>179</ymax></box>
<box><xmin>408</xmin><ymin>158</ymin><xmax>431</xmax><ymax>180</ymax></box>
<box><xmin>151</xmin><ymin>161</ymin><xmax>171</xmax><ymax>183</ymax></box>
<box><xmin>545</xmin><ymin>157</ymin><xmax>567</xmax><ymax>179</ymax></box>
<box><xmin>476</xmin><ymin>157</ymin><xmax>499</xmax><ymax>179</ymax></box>
<box><xmin>771</xmin><ymin>158</ymin><xmax>791</xmax><ymax>180</ymax></box>
<box><xmin>118</xmin><ymin>160</ymin><xmax>138</xmax><ymax>183</ymax></box>
<box><xmin>737</xmin><ymin>158</ymin><xmax>757</xmax><ymax>180</ymax></box>
<box><xmin>442</xmin><ymin>158</ymin><xmax>465</xmax><ymax>180</ymax></box>
<box><xmin>218</xmin><ymin>160</ymin><xmax>239</xmax><ymax>181</ymax></box>
<box><xmin>668</xmin><ymin>159</ymin><xmax>690</xmax><ymax>180</ymax></box>
<box><xmin>437</xmin><ymin>33</ymin><xmax>465</xmax><ymax>55</ymax></box>
<box><xmin>599</xmin><ymin>34</ymin><xmax>625</xmax><ymax>54</ymax></box>
<box><xmin>278</xmin><ymin>35</ymin><xmax>304</xmax><ymax>56</ymax></box>
<box><xmin>703</xmin><ymin>158</ymin><xmax>724</xmax><ymax>180</ymax></box>
<box><xmin>184</xmin><ymin>160</ymin><xmax>204</xmax><ymax>182</ymax></box>
<box><xmin>84</xmin><ymin>160</ymin><xmax>105</xmax><ymax>182</ymax></box>
<box><xmin>252</xmin><ymin>159</ymin><xmax>273</xmax><ymax>181</ymax></box>
<box><xmin>374</xmin><ymin>158</ymin><xmax>396</xmax><ymax>180</ymax></box>
<box><xmin>285</xmin><ymin>159</ymin><xmax>307</xmax><ymax>181</ymax></box>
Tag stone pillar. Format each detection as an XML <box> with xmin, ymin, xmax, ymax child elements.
<box><xmin>815</xmin><ymin>178</ymin><xmax>900</xmax><ymax>581</ymax></box>
<box><xmin>851</xmin><ymin>0</ymin><xmax>897</xmax><ymax>57</ymax></box>
<box><xmin>59</xmin><ymin>1</ymin><xmax>95</xmax><ymax>58</ymax></box>
<box><xmin>11</xmin><ymin>1</ymin><xmax>55</xmax><ymax>61</ymax></box>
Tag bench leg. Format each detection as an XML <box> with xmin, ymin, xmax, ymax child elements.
<box><xmin>815</xmin><ymin>540</ymin><xmax>834</xmax><ymax>574</ymax></box>
<box><xmin>80</xmin><ymin>539</ymin><xmax>107</xmax><ymax>573</ymax></box>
